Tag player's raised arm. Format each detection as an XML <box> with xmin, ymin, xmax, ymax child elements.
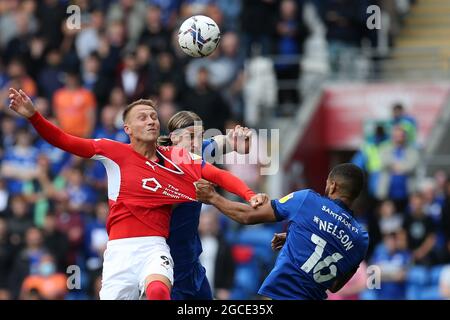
<box><xmin>195</xmin><ymin>179</ymin><xmax>277</xmax><ymax>225</ymax></box>
<box><xmin>8</xmin><ymin>88</ymin><xmax>36</xmax><ymax>118</ymax></box>
<box><xmin>8</xmin><ymin>88</ymin><xmax>96</xmax><ymax>158</ymax></box>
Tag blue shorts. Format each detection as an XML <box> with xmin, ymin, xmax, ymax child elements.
<box><xmin>171</xmin><ymin>262</ymin><xmax>213</xmax><ymax>300</ymax></box>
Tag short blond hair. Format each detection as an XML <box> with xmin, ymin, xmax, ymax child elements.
<box><xmin>122</xmin><ymin>99</ymin><xmax>157</xmax><ymax>122</ymax></box>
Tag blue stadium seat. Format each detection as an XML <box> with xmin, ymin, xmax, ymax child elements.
<box><xmin>230</xmin><ymin>260</ymin><xmax>261</xmax><ymax>300</ymax></box>
<box><xmin>406</xmin><ymin>265</ymin><xmax>446</xmax><ymax>300</ymax></box>
<box><xmin>430</xmin><ymin>265</ymin><xmax>445</xmax><ymax>285</ymax></box>
<box><xmin>419</xmin><ymin>286</ymin><xmax>442</xmax><ymax>300</ymax></box>
<box><xmin>359</xmin><ymin>289</ymin><xmax>378</xmax><ymax>300</ymax></box>
<box><xmin>407</xmin><ymin>266</ymin><xmax>428</xmax><ymax>286</ymax></box>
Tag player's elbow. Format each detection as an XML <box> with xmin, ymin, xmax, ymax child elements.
<box><xmin>241</xmin><ymin>212</ymin><xmax>264</xmax><ymax>225</ymax></box>
<box><xmin>237</xmin><ymin>212</ymin><xmax>253</xmax><ymax>225</ymax></box>
<box><xmin>236</xmin><ymin>208</ymin><xmax>256</xmax><ymax>225</ymax></box>
<box><xmin>240</xmin><ymin>216</ymin><xmax>256</xmax><ymax>225</ymax></box>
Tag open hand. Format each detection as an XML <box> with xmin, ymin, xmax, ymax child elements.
<box><xmin>8</xmin><ymin>88</ymin><xmax>36</xmax><ymax>118</ymax></box>
<box><xmin>226</xmin><ymin>124</ymin><xmax>252</xmax><ymax>153</ymax></box>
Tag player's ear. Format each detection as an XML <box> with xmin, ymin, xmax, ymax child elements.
<box><xmin>329</xmin><ymin>180</ymin><xmax>337</xmax><ymax>195</ymax></box>
<box><xmin>124</xmin><ymin>123</ymin><xmax>131</xmax><ymax>135</ymax></box>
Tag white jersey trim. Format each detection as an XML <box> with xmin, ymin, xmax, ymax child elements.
<box><xmin>92</xmin><ymin>154</ymin><xmax>121</xmax><ymax>201</ymax></box>
<box><xmin>145</xmin><ymin>149</ymin><xmax>185</xmax><ymax>175</ymax></box>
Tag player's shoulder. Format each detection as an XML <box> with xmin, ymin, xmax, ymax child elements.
<box><xmin>94</xmin><ymin>138</ymin><xmax>127</xmax><ymax>147</ymax></box>
<box><xmin>296</xmin><ymin>189</ymin><xmax>327</xmax><ymax>205</ymax></box>
<box><xmin>304</xmin><ymin>189</ymin><xmax>323</xmax><ymax>199</ymax></box>
<box><xmin>276</xmin><ymin>189</ymin><xmax>316</xmax><ymax>211</ymax></box>
<box><xmin>277</xmin><ymin>189</ymin><xmax>309</xmax><ymax>203</ymax></box>
<box><xmin>92</xmin><ymin>138</ymin><xmax>130</xmax><ymax>156</ymax></box>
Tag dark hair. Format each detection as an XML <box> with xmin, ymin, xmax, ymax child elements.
<box><xmin>329</xmin><ymin>163</ymin><xmax>365</xmax><ymax>200</ymax></box>
<box><xmin>393</xmin><ymin>103</ymin><xmax>404</xmax><ymax>111</ymax></box>
<box><xmin>158</xmin><ymin>111</ymin><xmax>202</xmax><ymax>146</ymax></box>
<box><xmin>122</xmin><ymin>99</ymin><xmax>157</xmax><ymax>123</ymax></box>
<box><xmin>87</xmin><ymin>51</ymin><xmax>101</xmax><ymax>61</ymax></box>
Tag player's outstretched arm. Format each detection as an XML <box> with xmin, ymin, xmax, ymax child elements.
<box><xmin>201</xmin><ymin>162</ymin><xmax>255</xmax><ymax>202</ymax></box>
<box><xmin>195</xmin><ymin>179</ymin><xmax>277</xmax><ymax>225</ymax></box>
<box><xmin>8</xmin><ymin>88</ymin><xmax>95</xmax><ymax>158</ymax></box>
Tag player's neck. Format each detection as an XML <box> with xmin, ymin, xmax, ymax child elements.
<box><xmin>131</xmin><ymin>140</ymin><xmax>158</xmax><ymax>161</ymax></box>
<box><xmin>329</xmin><ymin>195</ymin><xmax>352</xmax><ymax>209</ymax></box>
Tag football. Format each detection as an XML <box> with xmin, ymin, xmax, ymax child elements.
<box><xmin>178</xmin><ymin>15</ymin><xmax>221</xmax><ymax>58</ymax></box>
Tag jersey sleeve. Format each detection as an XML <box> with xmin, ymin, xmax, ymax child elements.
<box><xmin>201</xmin><ymin>162</ymin><xmax>255</xmax><ymax>201</ymax></box>
<box><xmin>90</xmin><ymin>138</ymin><xmax>126</xmax><ymax>159</ymax></box>
<box><xmin>270</xmin><ymin>190</ymin><xmax>309</xmax><ymax>221</ymax></box>
<box><xmin>28</xmin><ymin>111</ymin><xmax>96</xmax><ymax>158</ymax></box>
<box><xmin>202</xmin><ymin>138</ymin><xmax>218</xmax><ymax>161</ymax></box>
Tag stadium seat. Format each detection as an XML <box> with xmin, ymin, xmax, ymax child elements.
<box><xmin>430</xmin><ymin>265</ymin><xmax>445</xmax><ymax>285</ymax></box>
<box><xmin>359</xmin><ymin>289</ymin><xmax>378</xmax><ymax>300</ymax></box>
<box><xmin>229</xmin><ymin>254</ymin><xmax>261</xmax><ymax>300</ymax></box>
<box><xmin>418</xmin><ymin>286</ymin><xmax>442</xmax><ymax>300</ymax></box>
<box><xmin>407</xmin><ymin>266</ymin><xmax>428</xmax><ymax>286</ymax></box>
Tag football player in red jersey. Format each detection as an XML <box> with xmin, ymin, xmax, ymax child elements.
<box><xmin>8</xmin><ymin>88</ymin><xmax>262</xmax><ymax>300</ymax></box>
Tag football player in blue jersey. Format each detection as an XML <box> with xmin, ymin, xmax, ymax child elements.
<box><xmin>158</xmin><ymin>111</ymin><xmax>261</xmax><ymax>300</ymax></box>
<box><xmin>195</xmin><ymin>163</ymin><xmax>370</xmax><ymax>300</ymax></box>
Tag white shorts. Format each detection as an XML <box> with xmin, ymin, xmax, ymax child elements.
<box><xmin>99</xmin><ymin>236</ymin><xmax>174</xmax><ymax>300</ymax></box>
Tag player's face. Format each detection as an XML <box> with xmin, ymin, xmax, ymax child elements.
<box><xmin>124</xmin><ymin>105</ymin><xmax>160</xmax><ymax>143</ymax></box>
<box><xmin>171</xmin><ymin>126</ymin><xmax>203</xmax><ymax>154</ymax></box>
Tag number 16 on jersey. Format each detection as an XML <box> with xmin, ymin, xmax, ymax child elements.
<box><xmin>301</xmin><ymin>233</ymin><xmax>343</xmax><ymax>283</ymax></box>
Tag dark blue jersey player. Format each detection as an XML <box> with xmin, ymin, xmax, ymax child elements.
<box><xmin>195</xmin><ymin>163</ymin><xmax>369</xmax><ymax>300</ymax></box>
<box><xmin>159</xmin><ymin>111</ymin><xmax>255</xmax><ymax>300</ymax></box>
<box><xmin>168</xmin><ymin>139</ymin><xmax>217</xmax><ymax>300</ymax></box>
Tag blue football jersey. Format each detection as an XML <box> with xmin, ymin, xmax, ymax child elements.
<box><xmin>259</xmin><ymin>189</ymin><xmax>369</xmax><ymax>300</ymax></box>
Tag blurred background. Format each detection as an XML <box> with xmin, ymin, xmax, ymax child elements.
<box><xmin>1</xmin><ymin>0</ymin><xmax>450</xmax><ymax>300</ymax></box>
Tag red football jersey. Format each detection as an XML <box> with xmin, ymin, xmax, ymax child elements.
<box><xmin>29</xmin><ymin>111</ymin><xmax>255</xmax><ymax>240</ymax></box>
<box><xmin>91</xmin><ymin>139</ymin><xmax>202</xmax><ymax>239</ymax></box>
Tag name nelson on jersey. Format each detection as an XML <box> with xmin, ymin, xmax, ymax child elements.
<box><xmin>313</xmin><ymin>215</ymin><xmax>354</xmax><ymax>251</ymax></box>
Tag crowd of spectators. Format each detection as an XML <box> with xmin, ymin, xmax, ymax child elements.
<box><xmin>348</xmin><ymin>103</ymin><xmax>450</xmax><ymax>300</ymax></box>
